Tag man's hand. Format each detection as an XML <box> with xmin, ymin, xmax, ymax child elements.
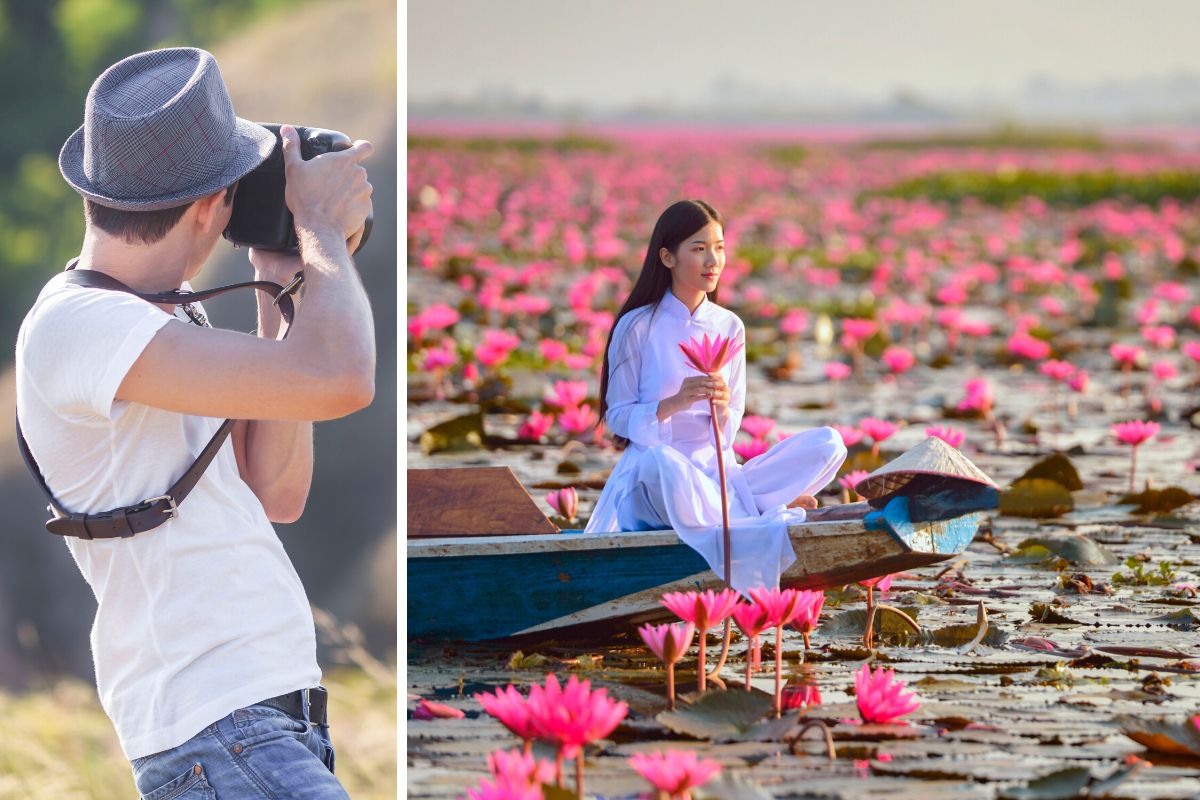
<box><xmin>280</xmin><ymin>124</ymin><xmax>373</xmax><ymax>244</ymax></box>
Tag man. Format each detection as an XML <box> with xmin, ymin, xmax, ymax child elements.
<box><xmin>15</xmin><ymin>47</ymin><xmax>374</xmax><ymax>798</ymax></box>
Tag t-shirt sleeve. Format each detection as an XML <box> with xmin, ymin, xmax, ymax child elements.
<box><xmin>24</xmin><ymin>286</ymin><xmax>175</xmax><ymax>421</ymax></box>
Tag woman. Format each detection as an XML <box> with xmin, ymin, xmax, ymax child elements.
<box><xmin>584</xmin><ymin>200</ymin><xmax>847</xmax><ymax>591</ymax></box>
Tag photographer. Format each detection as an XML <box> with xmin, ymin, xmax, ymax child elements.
<box><xmin>15</xmin><ymin>47</ymin><xmax>372</xmax><ymax>798</ymax></box>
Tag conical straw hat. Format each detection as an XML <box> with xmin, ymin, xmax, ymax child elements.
<box><xmin>854</xmin><ymin>436</ymin><xmax>998</xmax><ymax>500</ymax></box>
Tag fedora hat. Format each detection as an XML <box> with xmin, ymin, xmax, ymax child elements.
<box><xmin>59</xmin><ymin>47</ymin><xmax>276</xmax><ymax>211</ymax></box>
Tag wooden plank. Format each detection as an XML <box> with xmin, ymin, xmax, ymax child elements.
<box><xmin>406</xmin><ymin>467</ymin><xmax>559</xmax><ymax>538</ymax></box>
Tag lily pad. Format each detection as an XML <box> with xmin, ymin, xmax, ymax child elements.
<box><xmin>1117</xmin><ymin>713</ymin><xmax>1200</xmax><ymax>757</ymax></box>
<box><xmin>698</xmin><ymin>772</ymin><xmax>775</xmax><ymax>800</ymax></box>
<box><xmin>823</xmin><ymin>607</ymin><xmax>922</xmax><ymax>641</ymax></box>
<box><xmin>1028</xmin><ymin>603</ymin><xmax>1083</xmax><ymax>625</ymax></box>
<box><xmin>998</xmin><ymin>766</ymin><xmax>1091</xmax><ymax>800</ymax></box>
<box><xmin>1117</xmin><ymin>486</ymin><xmax>1197</xmax><ymax>514</ymax></box>
<box><xmin>728</xmin><ymin>709</ymin><xmax>804</xmax><ymax>742</ymax></box>
<box><xmin>1009</xmin><ymin>534</ymin><xmax>1118</xmax><ymax>566</ymax></box>
<box><xmin>419</xmin><ymin>411</ymin><xmax>487</xmax><ymax>455</ymax></box>
<box><xmin>1150</xmin><ymin>608</ymin><xmax>1200</xmax><ymax>630</ymax></box>
<box><xmin>1000</xmin><ymin>479</ymin><xmax>1074</xmax><ymax>518</ymax></box>
<box><xmin>657</xmin><ymin>689</ymin><xmax>775</xmax><ymax>740</ymax></box>
<box><xmin>1016</xmin><ymin>453</ymin><xmax>1083</xmax><ymax>491</ymax></box>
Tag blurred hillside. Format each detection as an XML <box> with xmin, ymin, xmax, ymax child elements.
<box><xmin>0</xmin><ymin>0</ymin><xmax>396</xmax><ymax>688</ymax></box>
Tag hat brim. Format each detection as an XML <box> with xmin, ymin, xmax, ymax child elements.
<box><xmin>59</xmin><ymin>117</ymin><xmax>277</xmax><ymax>212</ymax></box>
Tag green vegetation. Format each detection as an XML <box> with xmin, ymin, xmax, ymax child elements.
<box><xmin>761</xmin><ymin>143</ymin><xmax>808</xmax><ymax>167</ymax></box>
<box><xmin>871</xmin><ymin>169</ymin><xmax>1200</xmax><ymax>208</ymax></box>
<box><xmin>1111</xmin><ymin>556</ymin><xmax>1178</xmax><ymax>587</ymax></box>
<box><xmin>0</xmin><ymin>0</ymin><xmax>307</xmax><ymax>347</ymax></box>
<box><xmin>860</xmin><ymin>125</ymin><xmax>1111</xmax><ymax>151</ymax></box>
<box><xmin>408</xmin><ymin>132</ymin><xmax>617</xmax><ymax>154</ymax></box>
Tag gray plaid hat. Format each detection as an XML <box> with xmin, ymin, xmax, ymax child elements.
<box><xmin>59</xmin><ymin>47</ymin><xmax>276</xmax><ymax>211</ymax></box>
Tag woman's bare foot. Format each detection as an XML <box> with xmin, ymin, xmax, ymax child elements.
<box><xmin>788</xmin><ymin>494</ymin><xmax>819</xmax><ymax>510</ymax></box>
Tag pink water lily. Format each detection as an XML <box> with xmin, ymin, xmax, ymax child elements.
<box><xmin>638</xmin><ymin>621</ymin><xmax>695</xmax><ymax>710</ymax></box>
<box><xmin>526</xmin><ymin>674</ymin><xmax>628</xmax><ymax>795</ymax></box>
<box><xmin>547</xmin><ymin>380</ymin><xmax>588</xmax><ymax>409</ymax></box>
<box><xmin>831</xmin><ymin>424</ymin><xmax>864</xmax><ymax>448</ymax></box>
<box><xmin>859</xmin><ymin>418</ymin><xmax>899</xmax><ymax>456</ymax></box>
<box><xmin>924</xmin><ymin>424</ymin><xmax>965</xmax><ymax>449</ymax></box>
<box><xmin>790</xmin><ymin>589</ymin><xmax>825</xmax><ymax>652</ymax></box>
<box><xmin>558</xmin><ymin>404</ymin><xmax>598</xmax><ymax>437</ymax></box>
<box><xmin>678</xmin><ymin>332</ymin><xmax>743</xmax><ymax>374</ymax></box>
<box><xmin>749</xmin><ymin>587</ymin><xmax>818</xmax><ymax>716</ymax></box>
<box><xmin>661</xmin><ymin>589</ymin><xmax>739</xmax><ymax>692</ymax></box>
<box><xmin>1112</xmin><ymin>420</ymin><xmax>1161</xmax><ymax>492</ymax></box>
<box><xmin>475</xmin><ymin>685</ymin><xmax>538</xmax><ymax>752</ymax></box>
<box><xmin>733</xmin><ymin>436</ymin><xmax>770</xmax><ymax>462</ymax></box>
<box><xmin>628</xmin><ymin>750</ymin><xmax>722</xmax><ymax>800</ymax></box>
<box><xmin>825</xmin><ymin>361</ymin><xmax>852</xmax><ymax>381</ymax></box>
<box><xmin>413</xmin><ymin>698</ymin><xmax>465</xmax><ymax>720</ymax></box>
<box><xmin>881</xmin><ymin>345</ymin><xmax>915</xmax><ymax>374</ymax></box>
<box><xmin>781</xmin><ymin>682</ymin><xmax>822</xmax><ymax>710</ymax></box>
<box><xmin>518</xmin><ymin>411</ymin><xmax>554</xmax><ymax>442</ymax></box>
<box><xmin>731</xmin><ymin>601</ymin><xmax>772</xmax><ymax>689</ymax></box>
<box><xmin>854</xmin><ymin>664</ymin><xmax>921</xmax><ymax>724</ymax></box>
<box><xmin>838</xmin><ymin>469</ymin><xmax>870</xmax><ymax>502</ymax></box>
<box><xmin>740</xmin><ymin>415</ymin><xmax>776</xmax><ymax>439</ymax></box>
<box><xmin>464</xmin><ymin>748</ymin><xmax>555</xmax><ymax>800</ymax></box>
<box><xmin>545</xmin><ymin>487</ymin><xmax>577</xmax><ymax>523</ymax></box>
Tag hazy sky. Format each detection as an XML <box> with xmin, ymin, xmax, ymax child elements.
<box><xmin>408</xmin><ymin>0</ymin><xmax>1200</xmax><ymax>107</ymax></box>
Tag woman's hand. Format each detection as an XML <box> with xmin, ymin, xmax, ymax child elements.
<box><xmin>657</xmin><ymin>374</ymin><xmax>729</xmax><ymax>422</ymax></box>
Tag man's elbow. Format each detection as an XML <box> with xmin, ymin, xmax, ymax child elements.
<box><xmin>263</xmin><ymin>492</ymin><xmax>308</xmax><ymax>524</ymax></box>
<box><xmin>314</xmin><ymin>369</ymin><xmax>374</xmax><ymax>419</ymax></box>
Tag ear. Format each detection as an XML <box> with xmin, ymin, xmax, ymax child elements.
<box><xmin>192</xmin><ymin>188</ymin><xmax>228</xmax><ymax>233</ymax></box>
<box><xmin>659</xmin><ymin>246</ymin><xmax>673</xmax><ymax>268</ymax></box>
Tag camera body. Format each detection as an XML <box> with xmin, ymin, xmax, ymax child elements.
<box><xmin>223</xmin><ymin>123</ymin><xmax>372</xmax><ymax>254</ymax></box>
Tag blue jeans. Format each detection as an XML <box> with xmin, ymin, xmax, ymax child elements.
<box><xmin>129</xmin><ymin>698</ymin><xmax>348</xmax><ymax>799</ymax></box>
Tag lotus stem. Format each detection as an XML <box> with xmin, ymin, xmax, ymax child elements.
<box><xmin>667</xmin><ymin>662</ymin><xmax>676</xmax><ymax>711</ymax></box>
<box><xmin>788</xmin><ymin>718</ymin><xmax>837</xmax><ymax>760</ymax></box>
<box><xmin>705</xmin><ymin>618</ymin><xmax>733</xmax><ymax>690</ymax></box>
<box><xmin>802</xmin><ymin>629</ymin><xmax>811</xmax><ymax>657</ymax></box>
<box><xmin>744</xmin><ymin>638</ymin><xmax>753</xmax><ymax>690</ymax></box>
<box><xmin>555</xmin><ymin>751</ymin><xmax>564</xmax><ymax>787</ymax></box>
<box><xmin>774</xmin><ymin>626</ymin><xmax>783</xmax><ymax>718</ymax></box>
<box><xmin>1129</xmin><ymin>444</ymin><xmax>1138</xmax><ymax>494</ymax></box>
<box><xmin>523</xmin><ymin>739</ymin><xmax>532</xmax><ymax>756</ymax></box>
<box><xmin>864</xmin><ymin>585</ymin><xmax>876</xmax><ymax>648</ymax></box>
<box><xmin>874</xmin><ymin>604</ymin><xmax>921</xmax><ymax>636</ymax></box>
<box><xmin>575</xmin><ymin>754</ymin><xmax>584</xmax><ymax>799</ymax></box>
<box><xmin>697</xmin><ymin>628</ymin><xmax>707</xmax><ymax>693</ymax></box>
<box><xmin>709</xmin><ymin>396</ymin><xmax>731</xmax><ymax>586</ymax></box>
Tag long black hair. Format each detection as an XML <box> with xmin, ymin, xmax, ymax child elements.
<box><xmin>598</xmin><ymin>199</ymin><xmax>724</xmax><ymax>446</ymax></box>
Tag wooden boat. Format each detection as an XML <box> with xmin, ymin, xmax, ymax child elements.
<box><xmin>408</xmin><ymin>446</ymin><xmax>998</xmax><ymax>642</ymax></box>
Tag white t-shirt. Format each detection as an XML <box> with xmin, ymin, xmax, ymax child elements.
<box><xmin>15</xmin><ymin>272</ymin><xmax>320</xmax><ymax>761</ymax></box>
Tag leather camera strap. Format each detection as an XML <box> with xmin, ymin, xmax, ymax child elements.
<box><xmin>18</xmin><ymin>259</ymin><xmax>302</xmax><ymax>540</ymax></box>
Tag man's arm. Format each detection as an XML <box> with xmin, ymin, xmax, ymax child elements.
<box><xmin>115</xmin><ymin>128</ymin><xmax>376</xmax><ymax>422</ymax></box>
<box><xmin>231</xmin><ymin>251</ymin><xmax>316</xmax><ymax>523</ymax></box>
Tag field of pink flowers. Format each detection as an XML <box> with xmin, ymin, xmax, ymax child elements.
<box><xmin>407</xmin><ymin>128</ymin><xmax>1200</xmax><ymax>799</ymax></box>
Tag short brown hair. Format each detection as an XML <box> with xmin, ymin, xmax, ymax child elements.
<box><xmin>84</xmin><ymin>182</ymin><xmax>237</xmax><ymax>245</ymax></box>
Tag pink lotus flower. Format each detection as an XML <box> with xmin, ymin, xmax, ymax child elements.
<box><xmin>781</xmin><ymin>683</ymin><xmax>822</xmax><ymax>710</ymax></box>
<box><xmin>842</xmin><ymin>318</ymin><xmax>879</xmax><ymax>343</ymax></box>
<box><xmin>854</xmin><ymin>664</ymin><xmax>921</xmax><ymax>724</ymax></box>
<box><xmin>1183</xmin><ymin>341</ymin><xmax>1200</xmax><ymax>363</ymax></box>
<box><xmin>859</xmin><ymin>574</ymin><xmax>894</xmax><ymax>593</ymax></box>
<box><xmin>558</xmin><ymin>405</ymin><xmax>598</xmax><ymax>436</ymax></box>
<box><xmin>859</xmin><ymin>418</ymin><xmax>898</xmax><ymax>445</ymax></box>
<box><xmin>628</xmin><ymin>750</ymin><xmax>722</xmax><ymax>800</ymax></box>
<box><xmin>825</xmin><ymin>362</ymin><xmax>852</xmax><ymax>381</ymax></box>
<box><xmin>881</xmin><ymin>346</ymin><xmax>915</xmax><ymax>374</ymax></box>
<box><xmin>924</xmin><ymin>425</ymin><xmax>965</xmax><ymax>448</ymax></box>
<box><xmin>1112</xmin><ymin>419</ymin><xmax>1160</xmax><ymax>447</ymax></box>
<box><xmin>518</xmin><ymin>411</ymin><xmax>554</xmax><ymax>442</ymax></box>
<box><xmin>733</xmin><ymin>437</ymin><xmax>770</xmax><ymax>462</ymax></box>
<box><xmin>1142</xmin><ymin>325</ymin><xmax>1176</xmax><ymax>349</ymax></box>
<box><xmin>1007</xmin><ymin>332</ymin><xmax>1052</xmax><ymax>361</ymax></box>
<box><xmin>957</xmin><ymin>378</ymin><xmax>994</xmax><ymax>413</ymax></box>
<box><xmin>548</xmin><ymin>380</ymin><xmax>588</xmax><ymax>409</ymax></box>
<box><xmin>413</xmin><ymin>698</ymin><xmax>465</xmax><ymax>720</ymax></box>
<box><xmin>1068</xmin><ymin>370</ymin><xmax>1089</xmax><ymax>394</ymax></box>
<box><xmin>959</xmin><ymin>319</ymin><xmax>992</xmax><ymax>338</ymax></box>
<box><xmin>1039</xmin><ymin>360</ymin><xmax>1076</xmax><ymax>382</ymax></box>
<box><xmin>526</xmin><ymin>674</ymin><xmax>628</xmax><ymax>793</ymax></box>
<box><xmin>1152</xmin><ymin>361</ymin><xmax>1178</xmax><ymax>381</ymax></box>
<box><xmin>1112</xmin><ymin>420</ymin><xmax>1160</xmax><ymax>492</ymax></box>
<box><xmin>1110</xmin><ymin>343</ymin><xmax>1143</xmax><ymax>366</ymax></box>
<box><xmin>832</xmin><ymin>424</ymin><xmax>864</xmax><ymax>448</ymax></box>
<box><xmin>545</xmin><ymin>487</ymin><xmax>578</xmax><ymax>522</ymax></box>
<box><xmin>661</xmin><ymin>589</ymin><xmax>739</xmax><ymax>692</ymax></box>
<box><xmin>475</xmin><ymin>685</ymin><xmax>539</xmax><ymax>748</ymax></box>
<box><xmin>423</xmin><ymin>345</ymin><xmax>458</xmax><ymax>372</ymax></box>
<box><xmin>839</xmin><ymin>469</ymin><xmax>870</xmax><ymax>494</ymax></box>
<box><xmin>781</xmin><ymin>308</ymin><xmax>809</xmax><ymax>336</ymax></box>
<box><xmin>789</xmin><ymin>589</ymin><xmax>825</xmax><ymax>650</ymax></box>
<box><xmin>638</xmin><ymin>621</ymin><xmax>695</xmax><ymax>709</ymax></box>
<box><xmin>740</xmin><ymin>415</ymin><xmax>776</xmax><ymax>439</ymax></box>
<box><xmin>540</xmin><ymin>339</ymin><xmax>569</xmax><ymax>363</ymax></box>
<box><xmin>678</xmin><ymin>333</ymin><xmax>743</xmax><ymax>374</ymax></box>
<box><xmin>465</xmin><ymin>748</ymin><xmax>554</xmax><ymax>800</ymax></box>
<box><xmin>749</xmin><ymin>587</ymin><xmax>818</xmax><ymax>716</ymax></box>
<box><xmin>731</xmin><ymin>601</ymin><xmax>771</xmax><ymax>687</ymax></box>
<box><xmin>420</xmin><ymin>303</ymin><xmax>461</xmax><ymax>331</ymax></box>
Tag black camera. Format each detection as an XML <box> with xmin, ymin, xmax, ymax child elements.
<box><xmin>223</xmin><ymin>123</ymin><xmax>372</xmax><ymax>254</ymax></box>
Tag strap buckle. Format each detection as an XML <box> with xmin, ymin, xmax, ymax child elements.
<box><xmin>142</xmin><ymin>495</ymin><xmax>179</xmax><ymax>520</ymax></box>
<box><xmin>272</xmin><ymin>272</ymin><xmax>304</xmax><ymax>307</ymax></box>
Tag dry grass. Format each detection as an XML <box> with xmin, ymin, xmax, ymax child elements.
<box><xmin>0</xmin><ymin>654</ymin><xmax>396</xmax><ymax>800</ymax></box>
